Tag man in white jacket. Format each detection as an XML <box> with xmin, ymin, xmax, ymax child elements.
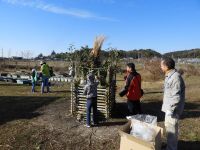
<box><xmin>161</xmin><ymin>57</ymin><xmax>185</xmax><ymax>150</ymax></box>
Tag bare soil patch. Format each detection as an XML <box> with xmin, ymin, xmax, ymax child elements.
<box><xmin>0</xmin><ymin>75</ymin><xmax>200</xmax><ymax>150</ymax></box>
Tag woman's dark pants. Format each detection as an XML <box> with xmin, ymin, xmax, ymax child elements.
<box><xmin>86</xmin><ymin>97</ymin><xmax>98</xmax><ymax>125</ymax></box>
<box><xmin>127</xmin><ymin>100</ymin><xmax>141</xmax><ymax>115</ymax></box>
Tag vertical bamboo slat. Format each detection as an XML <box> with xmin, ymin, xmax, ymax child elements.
<box><xmin>70</xmin><ymin>66</ymin><xmax>116</xmax><ymax>122</ymax></box>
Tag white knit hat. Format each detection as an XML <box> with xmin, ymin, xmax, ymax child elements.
<box><xmin>40</xmin><ymin>61</ymin><xmax>45</xmax><ymax>65</ymax></box>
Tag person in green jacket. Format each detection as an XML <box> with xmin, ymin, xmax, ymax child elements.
<box><xmin>40</xmin><ymin>61</ymin><xmax>50</xmax><ymax>94</ymax></box>
<box><xmin>31</xmin><ymin>69</ymin><xmax>37</xmax><ymax>93</ymax></box>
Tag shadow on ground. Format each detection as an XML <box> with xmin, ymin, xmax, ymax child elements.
<box><xmin>98</xmin><ymin>121</ymin><xmax>127</xmax><ymax>127</ymax></box>
<box><xmin>144</xmin><ymin>91</ymin><xmax>163</xmax><ymax>94</ymax></box>
<box><xmin>112</xmin><ymin>100</ymin><xmax>200</xmax><ymax>122</ymax></box>
<box><xmin>111</xmin><ymin>101</ymin><xmax>165</xmax><ymax>122</ymax></box>
<box><xmin>0</xmin><ymin>96</ymin><xmax>59</xmax><ymax>125</ymax></box>
<box><xmin>143</xmin><ymin>100</ymin><xmax>200</xmax><ymax>121</ymax></box>
<box><xmin>178</xmin><ymin>140</ymin><xmax>200</xmax><ymax>150</ymax></box>
<box><xmin>49</xmin><ymin>90</ymin><xmax>70</xmax><ymax>93</ymax></box>
<box><xmin>181</xmin><ymin>100</ymin><xmax>200</xmax><ymax>119</ymax></box>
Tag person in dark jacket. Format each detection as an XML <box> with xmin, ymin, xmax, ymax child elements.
<box><xmin>83</xmin><ymin>72</ymin><xmax>99</xmax><ymax>127</ymax></box>
<box><xmin>119</xmin><ymin>63</ymin><xmax>142</xmax><ymax>115</ymax></box>
<box><xmin>31</xmin><ymin>69</ymin><xmax>37</xmax><ymax>93</ymax></box>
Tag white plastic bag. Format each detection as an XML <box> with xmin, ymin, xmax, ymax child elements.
<box><xmin>127</xmin><ymin>114</ymin><xmax>157</xmax><ymax>142</ymax></box>
<box><xmin>130</xmin><ymin>119</ymin><xmax>156</xmax><ymax>142</ymax></box>
<box><xmin>126</xmin><ymin>114</ymin><xmax>157</xmax><ymax>125</ymax></box>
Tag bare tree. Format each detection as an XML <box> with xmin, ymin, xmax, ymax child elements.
<box><xmin>20</xmin><ymin>51</ymin><xmax>24</xmax><ymax>58</ymax></box>
<box><xmin>23</xmin><ymin>50</ymin><xmax>32</xmax><ymax>69</ymax></box>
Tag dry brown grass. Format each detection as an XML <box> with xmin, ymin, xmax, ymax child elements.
<box><xmin>90</xmin><ymin>35</ymin><xmax>106</xmax><ymax>57</ymax></box>
<box><xmin>0</xmin><ymin>59</ymin><xmax>70</xmax><ymax>73</ymax></box>
<box><xmin>0</xmin><ymin>62</ymin><xmax>200</xmax><ymax>150</ymax></box>
<box><xmin>0</xmin><ymin>82</ymin><xmax>69</xmax><ymax>97</ymax></box>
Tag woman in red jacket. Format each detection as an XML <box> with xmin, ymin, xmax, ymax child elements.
<box><xmin>119</xmin><ymin>63</ymin><xmax>142</xmax><ymax>115</ymax></box>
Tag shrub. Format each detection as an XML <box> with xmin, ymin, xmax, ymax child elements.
<box><xmin>184</xmin><ymin>64</ymin><xmax>200</xmax><ymax>76</ymax></box>
<box><xmin>143</xmin><ymin>59</ymin><xmax>163</xmax><ymax>81</ymax></box>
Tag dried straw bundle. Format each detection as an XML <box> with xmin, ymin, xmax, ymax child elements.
<box><xmin>90</xmin><ymin>35</ymin><xmax>106</xmax><ymax>57</ymax></box>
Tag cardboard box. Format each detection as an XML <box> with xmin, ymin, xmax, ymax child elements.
<box><xmin>119</xmin><ymin>121</ymin><xmax>163</xmax><ymax>150</ymax></box>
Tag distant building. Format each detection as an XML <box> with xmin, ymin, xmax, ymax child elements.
<box><xmin>12</xmin><ymin>56</ymin><xmax>23</xmax><ymax>60</ymax></box>
<box><xmin>177</xmin><ymin>58</ymin><xmax>200</xmax><ymax>64</ymax></box>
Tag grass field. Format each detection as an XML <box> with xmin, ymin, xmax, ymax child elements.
<box><xmin>0</xmin><ymin>65</ymin><xmax>200</xmax><ymax>150</ymax></box>
<box><xmin>0</xmin><ymin>59</ymin><xmax>69</xmax><ymax>73</ymax></box>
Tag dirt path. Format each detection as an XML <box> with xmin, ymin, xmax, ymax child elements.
<box><xmin>33</xmin><ymin>98</ymin><xmax>124</xmax><ymax>150</ymax></box>
<box><xmin>0</xmin><ymin>82</ymin><xmax>200</xmax><ymax>150</ymax></box>
<box><xmin>0</xmin><ymin>83</ymin><xmax>126</xmax><ymax>150</ymax></box>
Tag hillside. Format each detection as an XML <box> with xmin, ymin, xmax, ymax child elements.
<box><xmin>163</xmin><ymin>49</ymin><xmax>200</xmax><ymax>58</ymax></box>
<box><xmin>46</xmin><ymin>47</ymin><xmax>162</xmax><ymax>60</ymax></box>
<box><xmin>38</xmin><ymin>48</ymin><xmax>200</xmax><ymax>60</ymax></box>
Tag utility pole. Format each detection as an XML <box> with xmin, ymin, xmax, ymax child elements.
<box><xmin>2</xmin><ymin>48</ymin><xmax>5</xmax><ymax>67</ymax></box>
<box><xmin>1</xmin><ymin>48</ymin><xmax>3</xmax><ymax>58</ymax></box>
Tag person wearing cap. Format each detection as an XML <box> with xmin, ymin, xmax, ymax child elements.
<box><xmin>31</xmin><ymin>68</ymin><xmax>37</xmax><ymax>93</ymax></box>
<box><xmin>40</xmin><ymin>61</ymin><xmax>50</xmax><ymax>93</ymax></box>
